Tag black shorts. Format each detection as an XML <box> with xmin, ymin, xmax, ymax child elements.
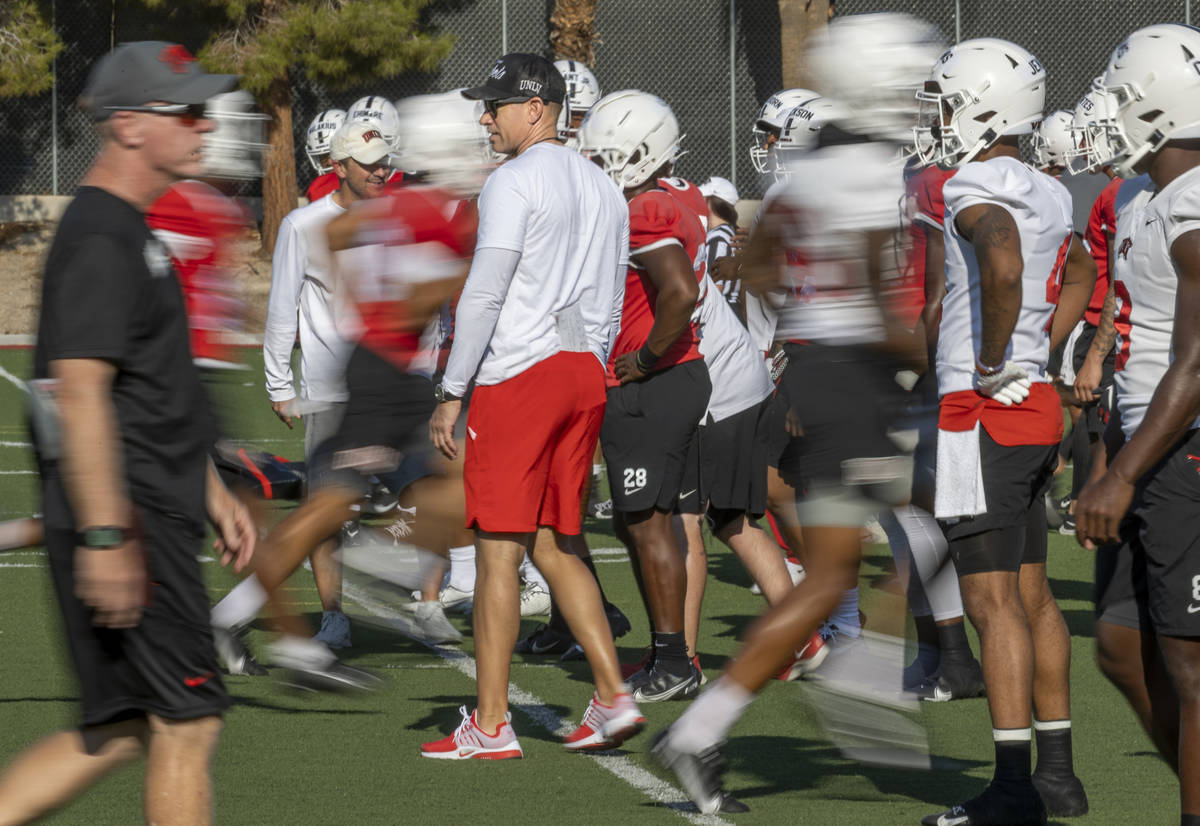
<box><xmin>601</xmin><ymin>359</ymin><xmax>711</xmax><ymax>513</ymax></box>
<box><xmin>1093</xmin><ymin>429</ymin><xmax>1200</xmax><ymax>636</ymax></box>
<box><xmin>943</xmin><ymin>429</ymin><xmax>1057</xmax><ymax>575</ymax></box>
<box><xmin>311</xmin><ymin>346</ymin><xmax>436</xmax><ymax>496</ymax></box>
<box><xmin>1071</xmin><ymin>322</ymin><xmax>1116</xmax><ymax>437</ymax></box>
<box><xmin>46</xmin><ymin>509</ymin><xmax>230</xmax><ymax>727</ymax></box>
<box><xmin>704</xmin><ymin>399</ymin><xmax>770</xmax><ymax>517</ymax></box>
<box><xmin>676</xmin><ymin>425</ymin><xmax>707</xmax><ymax>515</ymax></box>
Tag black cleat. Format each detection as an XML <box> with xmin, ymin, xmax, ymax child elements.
<box><xmin>629</xmin><ymin>663</ymin><xmax>701</xmax><ymax>702</ymax></box>
<box><xmin>514</xmin><ymin>623</ymin><xmax>575</xmax><ymax>656</ymax></box>
<box><xmin>1032</xmin><ymin>771</ymin><xmax>1088</xmax><ymax>817</ymax></box>
<box><xmin>921</xmin><ymin>781</ymin><xmax>1046</xmax><ymax>825</ymax></box>
<box><xmin>213</xmin><ymin>626</ymin><xmax>268</xmax><ymax>676</ymax></box>
<box><xmin>651</xmin><ymin>730</ymin><xmax>748</xmax><ymax>815</ymax></box>
<box><xmin>277</xmin><ymin>659</ymin><xmax>382</xmax><ymax>694</ymax></box>
<box><xmin>919</xmin><ymin>658</ymin><xmax>987</xmax><ymax>702</ymax></box>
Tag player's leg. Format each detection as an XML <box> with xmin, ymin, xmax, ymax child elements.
<box><xmin>142</xmin><ymin>714</ymin><xmax>223</xmax><ymax>826</ymax></box>
<box><xmin>0</xmin><ymin>720</ymin><xmax>146</xmax><ymax>826</ymax></box>
<box><xmin>1096</xmin><ymin>619</ymin><xmax>1179</xmax><ymax>770</ymax></box>
<box><xmin>715</xmin><ymin>514</ymin><xmax>791</xmax><ymax>605</ymax></box>
<box><xmin>1157</xmin><ymin>635</ymin><xmax>1200</xmax><ymax>819</ymax></box>
<box><xmin>0</xmin><ymin>517</ymin><xmax>43</xmax><ymax>552</ymax></box>
<box><xmin>677</xmin><ymin>512</ymin><xmax>707</xmax><ymax>661</ymax></box>
<box><xmin>471</xmin><ymin>531</ymin><xmax>530</xmax><ymax>733</ymax></box>
<box><xmin>303</xmin><ymin>403</ymin><xmax>351</xmax><ymax>641</ymax></box>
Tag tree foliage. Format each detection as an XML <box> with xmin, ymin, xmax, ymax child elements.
<box><xmin>549</xmin><ymin>0</ymin><xmax>598</xmax><ymax>65</ymax></box>
<box><xmin>0</xmin><ymin>0</ymin><xmax>64</xmax><ymax>97</ymax></box>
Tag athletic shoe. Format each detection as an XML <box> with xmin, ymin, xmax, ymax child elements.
<box><xmin>560</xmin><ymin>642</ymin><xmax>586</xmax><ymax>661</ymax></box>
<box><xmin>650</xmin><ymin>730</ymin><xmax>749</xmax><ymax>815</ymax></box>
<box><xmin>213</xmin><ymin>626</ymin><xmax>268</xmax><ymax>676</ymax></box>
<box><xmin>778</xmin><ymin>629</ymin><xmax>829</xmax><ymax>681</ymax></box>
<box><xmin>1059</xmin><ymin>512</ymin><xmax>1076</xmax><ymax>536</ymax></box>
<box><xmin>628</xmin><ymin>663</ymin><xmax>701</xmax><ymax>702</ymax></box>
<box><xmin>438</xmin><ymin>584</ymin><xmax>474</xmax><ymax>614</ymax></box>
<box><xmin>751</xmin><ymin>557</ymin><xmax>806</xmax><ymax>595</ymax></box>
<box><xmin>919</xmin><ymin>658</ymin><xmax>987</xmax><ymax>702</ymax></box>
<box><xmin>591</xmin><ymin>498</ymin><xmax>613</xmax><ymax>520</ymax></box>
<box><xmin>563</xmin><ymin>692</ymin><xmax>646</xmax><ymax>751</ymax></box>
<box><xmin>921</xmin><ymin>781</ymin><xmax>1046</xmax><ymax>826</ymax></box>
<box><xmin>519</xmin><ymin>582</ymin><xmax>552</xmax><ymax>617</ymax></box>
<box><xmin>276</xmin><ymin>658</ymin><xmax>382</xmax><ymax>693</ymax></box>
<box><xmin>1032</xmin><ymin>771</ymin><xmax>1089</xmax><ymax>817</ymax></box>
<box><xmin>366</xmin><ymin>480</ymin><xmax>398</xmax><ymax>515</ymax></box>
<box><xmin>621</xmin><ymin>647</ymin><xmax>653</xmax><ymax>679</ymax></box>
<box><xmin>693</xmin><ymin>654</ymin><xmax>708</xmax><ymax>686</ymax></box>
<box><xmin>420</xmin><ymin>706</ymin><xmax>523</xmax><ymax>760</ymax></box>
<box><xmin>1044</xmin><ymin>491</ymin><xmax>1064</xmax><ymax>530</ymax></box>
<box><xmin>314</xmin><ymin>610</ymin><xmax>352</xmax><ymax>650</ymax></box>
<box><xmin>413</xmin><ymin>600</ymin><xmax>462</xmax><ymax>645</ymax></box>
<box><xmin>385</xmin><ymin>507</ymin><xmax>418</xmax><ymax>542</ymax></box>
<box><xmin>606</xmin><ymin>602</ymin><xmax>632</xmax><ymax>639</ymax></box>
<box><xmin>515</xmin><ymin>623</ymin><xmax>575</xmax><ymax>656</ymax></box>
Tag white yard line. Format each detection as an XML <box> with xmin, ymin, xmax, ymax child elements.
<box><xmin>0</xmin><ymin>364</ymin><xmax>28</xmax><ymax>393</ymax></box>
<box><xmin>0</xmin><ymin>441</ymin><xmax>31</xmax><ymax>448</ymax></box>
<box><xmin>342</xmin><ymin>581</ymin><xmax>730</xmax><ymax>826</ymax></box>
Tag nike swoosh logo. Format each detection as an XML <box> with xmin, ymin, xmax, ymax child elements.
<box><xmin>467</xmin><ymin>426</ymin><xmax>477</xmax><ymax>440</ymax></box>
<box><xmin>530</xmin><ymin>639</ymin><xmax>562</xmax><ymax>655</ymax></box>
<box><xmin>1188</xmin><ymin>604</ymin><xmax>1200</xmax><ymax>614</ymax></box>
<box><xmin>184</xmin><ymin>672</ymin><xmax>215</xmax><ymax>687</ymax></box>
<box><xmin>458</xmin><ymin>749</ymin><xmax>474</xmax><ymax>757</ymax></box>
<box><xmin>679</xmin><ymin>489</ymin><xmax>697</xmax><ymax>500</ymax></box>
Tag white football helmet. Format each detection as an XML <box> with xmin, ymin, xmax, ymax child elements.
<box><xmin>1099</xmin><ymin>24</ymin><xmax>1200</xmax><ymax>178</ymax></box>
<box><xmin>749</xmin><ymin>88</ymin><xmax>817</xmax><ymax>173</ymax></box>
<box><xmin>554</xmin><ymin>59</ymin><xmax>601</xmax><ymax>145</ymax></box>
<box><xmin>773</xmin><ymin>97</ymin><xmax>844</xmax><ymax>181</ymax></box>
<box><xmin>577</xmin><ymin>90</ymin><xmax>684</xmax><ymax>190</ymax></box>
<box><xmin>1031</xmin><ymin>110</ymin><xmax>1074</xmax><ymax>171</ymax></box>
<box><xmin>305</xmin><ymin>108</ymin><xmax>346</xmax><ymax>174</ymax></box>
<box><xmin>806</xmin><ymin>13</ymin><xmax>945</xmax><ymax>143</ymax></box>
<box><xmin>916</xmin><ymin>38</ymin><xmax>1046</xmax><ymax>169</ymax></box>
<box><xmin>203</xmin><ymin>90</ymin><xmax>269</xmax><ymax>180</ymax></box>
<box><xmin>1065</xmin><ymin>84</ymin><xmax>1120</xmax><ymax>175</ymax></box>
<box><xmin>347</xmin><ymin>95</ymin><xmax>401</xmax><ymax>148</ymax></box>
<box><xmin>392</xmin><ymin>92</ymin><xmax>493</xmax><ymax>197</ymax></box>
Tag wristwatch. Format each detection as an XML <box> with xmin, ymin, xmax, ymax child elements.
<box><xmin>76</xmin><ymin>526</ymin><xmax>129</xmax><ymax>549</ymax></box>
<box><xmin>434</xmin><ymin>384</ymin><xmax>461</xmax><ymax>404</ymax></box>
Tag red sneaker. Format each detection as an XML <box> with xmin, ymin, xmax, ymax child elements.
<box><xmin>563</xmin><ymin>693</ymin><xmax>646</xmax><ymax>751</ymax></box>
<box><xmin>777</xmin><ymin>630</ymin><xmax>829</xmax><ymax>681</ymax></box>
<box><xmin>420</xmin><ymin>706</ymin><xmax>523</xmax><ymax>760</ymax></box>
<box><xmin>692</xmin><ymin>654</ymin><xmax>708</xmax><ymax>686</ymax></box>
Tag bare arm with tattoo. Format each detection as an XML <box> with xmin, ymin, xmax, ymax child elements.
<box><xmin>955</xmin><ymin>203</ymin><xmax>1024</xmax><ymax>368</ymax></box>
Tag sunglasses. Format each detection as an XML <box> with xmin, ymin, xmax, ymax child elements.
<box><xmin>483</xmin><ymin>97</ymin><xmax>534</xmax><ymax>118</ymax></box>
<box><xmin>108</xmin><ymin>103</ymin><xmax>209</xmax><ymax>126</ymax></box>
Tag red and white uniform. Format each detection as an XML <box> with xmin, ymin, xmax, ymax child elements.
<box><xmin>306</xmin><ymin>171</ymin><xmax>339</xmax><ymax>202</ymax></box>
<box><xmin>937</xmin><ymin>157</ymin><xmax>1072</xmax><ymax>449</ymax></box>
<box><xmin>904</xmin><ymin>164</ymin><xmax>954</xmax><ymax>327</ymax></box>
<box><xmin>1082</xmin><ymin>177</ymin><xmax>1122</xmax><ymax>327</ymax></box>
<box><xmin>1112</xmin><ymin>170</ymin><xmax>1200</xmax><ymax>439</ymax></box>
<box><xmin>146</xmin><ymin>180</ymin><xmax>248</xmax><ymax>365</ymax></box>
<box><xmin>342</xmin><ymin>187</ymin><xmax>476</xmax><ymax>373</ymax></box>
<box><xmin>607</xmin><ymin>177</ymin><xmax>708</xmax><ymax>386</ymax></box>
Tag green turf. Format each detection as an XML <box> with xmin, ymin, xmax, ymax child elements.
<box><xmin>0</xmin><ymin>347</ymin><xmax>1179</xmax><ymax>824</ymax></box>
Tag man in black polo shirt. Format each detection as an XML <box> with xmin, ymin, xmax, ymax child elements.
<box><xmin>0</xmin><ymin>42</ymin><xmax>255</xmax><ymax>824</ymax></box>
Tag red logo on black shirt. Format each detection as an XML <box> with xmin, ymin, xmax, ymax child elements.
<box><xmin>1118</xmin><ymin>237</ymin><xmax>1133</xmax><ymax>260</ymax></box>
<box><xmin>159</xmin><ymin>45</ymin><xmax>195</xmax><ymax>73</ymax></box>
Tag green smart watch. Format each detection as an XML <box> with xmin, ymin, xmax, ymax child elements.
<box><xmin>77</xmin><ymin>526</ymin><xmax>129</xmax><ymax>549</ymax></box>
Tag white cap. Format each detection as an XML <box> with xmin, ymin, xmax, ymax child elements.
<box><xmin>699</xmin><ymin>176</ymin><xmax>738</xmax><ymax>205</ymax></box>
<box><xmin>329</xmin><ymin>121</ymin><xmax>391</xmax><ymax>165</ymax></box>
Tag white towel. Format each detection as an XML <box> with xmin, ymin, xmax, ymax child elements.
<box><xmin>934</xmin><ymin>423</ymin><xmax>987</xmax><ymax>520</ymax></box>
<box><xmin>1058</xmin><ymin>319</ymin><xmax>1085</xmax><ymax>385</ymax></box>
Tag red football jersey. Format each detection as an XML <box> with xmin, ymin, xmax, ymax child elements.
<box><xmin>1083</xmin><ymin>177</ymin><xmax>1121</xmax><ymax>327</ymax></box>
<box><xmin>607</xmin><ymin>180</ymin><xmax>707</xmax><ymax>386</ymax></box>
<box><xmin>345</xmin><ymin>186</ymin><xmax>477</xmax><ymax>372</ymax></box>
<box><xmin>145</xmin><ymin>180</ymin><xmax>248</xmax><ymax>363</ymax></box>
<box><xmin>305</xmin><ymin>171</ymin><xmax>339</xmax><ymax>202</ymax></box>
<box><xmin>901</xmin><ymin>165</ymin><xmax>954</xmax><ymax>328</ymax></box>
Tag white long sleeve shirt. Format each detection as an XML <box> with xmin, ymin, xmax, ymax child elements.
<box><xmin>263</xmin><ymin>194</ymin><xmax>353</xmax><ymax>403</ymax></box>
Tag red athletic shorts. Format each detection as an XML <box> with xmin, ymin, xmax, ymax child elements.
<box><xmin>464</xmin><ymin>351</ymin><xmax>606</xmax><ymax>534</ymax></box>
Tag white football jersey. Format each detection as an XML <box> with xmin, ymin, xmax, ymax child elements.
<box><xmin>697</xmin><ymin>273</ymin><xmax>773</xmax><ymax>422</ymax></box>
<box><xmin>936</xmin><ymin>157</ymin><xmax>1073</xmax><ymax>396</ymax></box>
<box><xmin>1111</xmin><ymin>169</ymin><xmax>1200</xmax><ymax>438</ymax></box>
<box><xmin>766</xmin><ymin>142</ymin><xmax>904</xmax><ymax>346</ymax></box>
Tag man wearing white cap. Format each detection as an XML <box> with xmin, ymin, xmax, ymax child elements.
<box><xmin>700</xmin><ymin>176</ymin><xmax>743</xmax><ymax>323</ymax></box>
<box><xmin>235</xmin><ymin>121</ymin><xmax>391</xmax><ymax>656</ymax></box>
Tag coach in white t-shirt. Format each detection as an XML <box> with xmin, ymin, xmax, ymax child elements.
<box><xmin>422</xmin><ymin>54</ymin><xmax>644</xmax><ymax>760</ymax></box>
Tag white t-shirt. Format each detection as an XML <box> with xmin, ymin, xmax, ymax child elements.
<box><xmin>697</xmin><ymin>273</ymin><xmax>773</xmax><ymax>422</ymax></box>
<box><xmin>263</xmin><ymin>194</ymin><xmax>359</xmax><ymax>403</ymax></box>
<box><xmin>442</xmin><ymin>143</ymin><xmax>629</xmax><ymax>390</ymax></box>
<box><xmin>1112</xmin><ymin>170</ymin><xmax>1200</xmax><ymax>438</ymax></box>
<box><xmin>765</xmin><ymin>142</ymin><xmax>903</xmax><ymax>346</ymax></box>
<box><xmin>936</xmin><ymin>157</ymin><xmax>1073</xmax><ymax>396</ymax></box>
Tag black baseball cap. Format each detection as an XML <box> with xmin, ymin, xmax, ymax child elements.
<box><xmin>461</xmin><ymin>53</ymin><xmax>566</xmax><ymax>105</ymax></box>
<box><xmin>80</xmin><ymin>41</ymin><xmax>238</xmax><ymax>122</ymax></box>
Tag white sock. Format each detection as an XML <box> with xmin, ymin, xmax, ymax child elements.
<box><xmin>832</xmin><ymin>587</ymin><xmax>861</xmax><ymax>637</ymax></box>
<box><xmin>592</xmin><ymin>463</ymin><xmax>604</xmax><ymax>479</ymax></box>
<box><xmin>669</xmin><ymin>677</ymin><xmax>754</xmax><ymax>754</ymax></box>
<box><xmin>210</xmin><ymin>575</ymin><xmax>267</xmax><ymax>630</ymax></box>
<box><xmin>268</xmin><ymin>634</ymin><xmax>336</xmax><ymax>669</ymax></box>
<box><xmin>521</xmin><ymin>555</ymin><xmax>548</xmax><ymax>590</ymax></box>
<box><xmin>448</xmin><ymin>545</ymin><xmax>477</xmax><ymax>592</ymax></box>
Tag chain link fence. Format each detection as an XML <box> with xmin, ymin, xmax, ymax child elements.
<box><xmin>3</xmin><ymin>0</ymin><xmax>1197</xmax><ymax>202</ymax></box>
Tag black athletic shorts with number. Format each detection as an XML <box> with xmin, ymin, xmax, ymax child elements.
<box><xmin>311</xmin><ymin>345</ymin><xmax>437</xmax><ymax>496</ymax></box>
<box><xmin>602</xmin><ymin>359</ymin><xmax>711</xmax><ymax>513</ymax></box>
<box><xmin>942</xmin><ymin>429</ymin><xmax>1057</xmax><ymax>576</ymax></box>
<box><xmin>1093</xmin><ymin>429</ymin><xmax>1200</xmax><ymax>635</ymax></box>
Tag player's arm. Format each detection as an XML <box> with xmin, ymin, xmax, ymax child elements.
<box><xmin>613</xmin><ymin>243</ymin><xmax>699</xmax><ymax>383</ymax></box>
<box><xmin>1049</xmin><ymin>235</ymin><xmax>1097</xmax><ymax>353</ymax></box>
<box><xmin>957</xmin><ymin>203</ymin><xmax>1023</xmax><ymax>368</ymax></box>
<box><xmin>1074</xmin><ymin>237</ymin><xmax>1117</xmax><ymax>404</ymax></box>
<box><xmin>263</xmin><ymin>217</ymin><xmax>304</xmax><ymax>427</ymax></box>
<box><xmin>205</xmin><ymin>458</ymin><xmax>255</xmax><ymax>572</ymax></box>
<box><xmin>51</xmin><ymin>357</ymin><xmax>144</xmax><ymax>629</ymax></box>
<box><xmin>865</xmin><ymin>228</ymin><xmax>925</xmax><ymax>371</ymax></box>
<box><xmin>919</xmin><ymin>222</ymin><xmax>946</xmax><ymax>370</ymax></box>
<box><xmin>1077</xmin><ymin>228</ymin><xmax>1200</xmax><ymax>547</ymax></box>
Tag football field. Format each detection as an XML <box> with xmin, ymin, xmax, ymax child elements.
<box><xmin>0</xmin><ymin>347</ymin><xmax>1178</xmax><ymax>824</ymax></box>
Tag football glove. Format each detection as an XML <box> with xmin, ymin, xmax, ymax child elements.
<box><xmin>975</xmin><ymin>361</ymin><xmax>1031</xmax><ymax>406</ymax></box>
